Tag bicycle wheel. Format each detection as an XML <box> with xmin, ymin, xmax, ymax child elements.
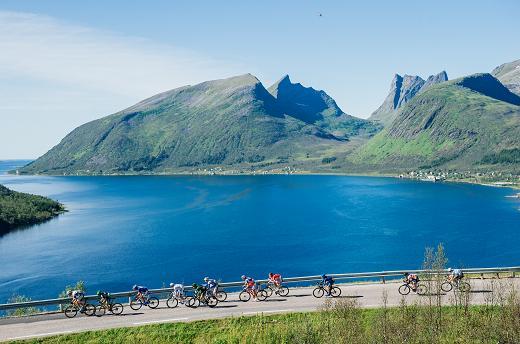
<box><xmin>95</xmin><ymin>305</ymin><xmax>106</xmax><ymax>317</ymax></box>
<box><xmin>84</xmin><ymin>304</ymin><xmax>96</xmax><ymax>316</ymax></box>
<box><xmin>331</xmin><ymin>287</ymin><xmax>342</xmax><ymax>297</ymax></box>
<box><xmin>216</xmin><ymin>290</ymin><xmax>227</xmax><ymax>302</ymax></box>
<box><xmin>166</xmin><ymin>297</ymin><xmax>179</xmax><ymax>308</ymax></box>
<box><xmin>130</xmin><ymin>299</ymin><xmax>143</xmax><ymax>310</ymax></box>
<box><xmin>110</xmin><ymin>303</ymin><xmax>124</xmax><ymax>315</ymax></box>
<box><xmin>416</xmin><ymin>284</ymin><xmax>428</xmax><ymax>296</ymax></box>
<box><xmin>441</xmin><ymin>282</ymin><xmax>453</xmax><ymax>292</ymax></box>
<box><xmin>458</xmin><ymin>282</ymin><xmax>471</xmax><ymax>293</ymax></box>
<box><xmin>257</xmin><ymin>290</ymin><xmax>267</xmax><ymax>301</ymax></box>
<box><xmin>147</xmin><ymin>296</ymin><xmax>159</xmax><ymax>309</ymax></box>
<box><xmin>206</xmin><ymin>296</ymin><xmax>218</xmax><ymax>308</ymax></box>
<box><xmin>278</xmin><ymin>286</ymin><xmax>289</xmax><ymax>297</ymax></box>
<box><xmin>239</xmin><ymin>291</ymin><xmax>251</xmax><ymax>302</ymax></box>
<box><xmin>264</xmin><ymin>286</ymin><xmax>273</xmax><ymax>298</ymax></box>
<box><xmin>313</xmin><ymin>287</ymin><xmax>324</xmax><ymax>298</ymax></box>
<box><xmin>188</xmin><ymin>297</ymin><xmax>200</xmax><ymax>308</ymax></box>
<box><xmin>398</xmin><ymin>284</ymin><xmax>411</xmax><ymax>295</ymax></box>
<box><xmin>64</xmin><ymin>305</ymin><xmax>78</xmax><ymax>318</ymax></box>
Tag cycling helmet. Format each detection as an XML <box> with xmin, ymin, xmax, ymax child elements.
<box><xmin>67</xmin><ymin>290</ymin><xmax>72</xmax><ymax>296</ymax></box>
<box><xmin>321</xmin><ymin>274</ymin><xmax>327</xmax><ymax>278</ymax></box>
<box><xmin>132</xmin><ymin>285</ymin><xmax>138</xmax><ymax>290</ymax></box>
<box><xmin>204</xmin><ymin>277</ymin><xmax>209</xmax><ymax>282</ymax></box>
<box><xmin>96</xmin><ymin>290</ymin><xmax>101</xmax><ymax>296</ymax></box>
<box><xmin>192</xmin><ymin>283</ymin><xmax>197</xmax><ymax>288</ymax></box>
<box><xmin>448</xmin><ymin>268</ymin><xmax>453</xmax><ymax>272</ymax></box>
<box><xmin>269</xmin><ymin>272</ymin><xmax>273</xmax><ymax>277</ymax></box>
<box><xmin>169</xmin><ymin>283</ymin><xmax>174</xmax><ymax>287</ymax></box>
<box><xmin>241</xmin><ymin>275</ymin><xmax>246</xmax><ymax>280</ymax></box>
<box><xmin>404</xmin><ymin>272</ymin><xmax>409</xmax><ymax>276</ymax></box>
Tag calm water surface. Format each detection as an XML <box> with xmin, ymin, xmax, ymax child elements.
<box><xmin>0</xmin><ymin>160</ymin><xmax>518</xmax><ymax>302</ymax></box>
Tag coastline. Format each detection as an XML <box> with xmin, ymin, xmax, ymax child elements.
<box><xmin>7</xmin><ymin>168</ymin><xmax>520</xmax><ymax>191</ymax></box>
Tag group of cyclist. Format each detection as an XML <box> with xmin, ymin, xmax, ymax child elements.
<box><xmin>66</xmin><ymin>268</ymin><xmax>465</xmax><ymax>312</ymax></box>
<box><xmin>404</xmin><ymin>268</ymin><xmax>464</xmax><ymax>291</ymax></box>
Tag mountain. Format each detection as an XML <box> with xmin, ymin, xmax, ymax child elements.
<box><xmin>369</xmin><ymin>71</ymin><xmax>448</xmax><ymax>126</ymax></box>
<box><xmin>267</xmin><ymin>75</ymin><xmax>380</xmax><ymax>138</ymax></box>
<box><xmin>492</xmin><ymin>59</ymin><xmax>520</xmax><ymax>96</ymax></box>
<box><xmin>21</xmin><ymin>74</ymin><xmax>373</xmax><ymax>175</ymax></box>
<box><xmin>0</xmin><ymin>184</ymin><xmax>65</xmax><ymax>233</ymax></box>
<box><xmin>354</xmin><ymin>73</ymin><xmax>520</xmax><ymax>171</ymax></box>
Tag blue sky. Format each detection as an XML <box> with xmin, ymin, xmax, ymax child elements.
<box><xmin>0</xmin><ymin>0</ymin><xmax>519</xmax><ymax>158</ymax></box>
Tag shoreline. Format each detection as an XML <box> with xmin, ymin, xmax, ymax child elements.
<box><xmin>6</xmin><ymin>169</ymin><xmax>520</xmax><ymax>191</ymax></box>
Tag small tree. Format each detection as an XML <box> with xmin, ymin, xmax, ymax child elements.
<box><xmin>422</xmin><ymin>243</ymin><xmax>448</xmax><ymax>338</ymax></box>
<box><xmin>58</xmin><ymin>281</ymin><xmax>86</xmax><ymax>310</ymax></box>
<box><xmin>6</xmin><ymin>294</ymin><xmax>41</xmax><ymax>317</ymax></box>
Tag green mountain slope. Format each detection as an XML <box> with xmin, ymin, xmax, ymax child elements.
<box><xmin>267</xmin><ymin>75</ymin><xmax>380</xmax><ymax>138</ymax></box>
<box><xmin>492</xmin><ymin>59</ymin><xmax>520</xmax><ymax>96</ymax></box>
<box><xmin>21</xmin><ymin>74</ymin><xmax>366</xmax><ymax>175</ymax></box>
<box><xmin>354</xmin><ymin>73</ymin><xmax>520</xmax><ymax>172</ymax></box>
<box><xmin>0</xmin><ymin>184</ymin><xmax>65</xmax><ymax>232</ymax></box>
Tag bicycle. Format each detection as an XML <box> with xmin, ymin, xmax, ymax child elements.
<box><xmin>95</xmin><ymin>296</ymin><xmax>124</xmax><ymax>316</ymax></box>
<box><xmin>214</xmin><ymin>288</ymin><xmax>228</xmax><ymax>302</ymax></box>
<box><xmin>264</xmin><ymin>281</ymin><xmax>289</xmax><ymax>297</ymax></box>
<box><xmin>239</xmin><ymin>286</ymin><xmax>267</xmax><ymax>302</ymax></box>
<box><xmin>313</xmin><ymin>282</ymin><xmax>341</xmax><ymax>298</ymax></box>
<box><xmin>64</xmin><ymin>299</ymin><xmax>96</xmax><ymax>318</ymax></box>
<box><xmin>129</xmin><ymin>293</ymin><xmax>160</xmax><ymax>310</ymax></box>
<box><xmin>186</xmin><ymin>289</ymin><xmax>218</xmax><ymax>308</ymax></box>
<box><xmin>398</xmin><ymin>280</ymin><xmax>428</xmax><ymax>295</ymax></box>
<box><xmin>167</xmin><ymin>290</ymin><xmax>192</xmax><ymax>308</ymax></box>
<box><xmin>441</xmin><ymin>277</ymin><xmax>471</xmax><ymax>293</ymax></box>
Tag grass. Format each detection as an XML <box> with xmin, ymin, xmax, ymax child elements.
<box><xmin>11</xmin><ymin>295</ymin><xmax>520</xmax><ymax>344</ymax></box>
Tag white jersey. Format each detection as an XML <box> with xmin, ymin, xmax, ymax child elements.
<box><xmin>71</xmin><ymin>290</ymin><xmax>84</xmax><ymax>300</ymax></box>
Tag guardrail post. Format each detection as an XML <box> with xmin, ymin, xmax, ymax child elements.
<box><xmin>513</xmin><ymin>272</ymin><xmax>516</xmax><ymax>278</ymax></box>
<box><xmin>496</xmin><ymin>273</ymin><xmax>500</xmax><ymax>279</ymax></box>
<box><xmin>480</xmin><ymin>273</ymin><xmax>484</xmax><ymax>280</ymax></box>
<box><xmin>381</xmin><ymin>276</ymin><xmax>385</xmax><ymax>284</ymax></box>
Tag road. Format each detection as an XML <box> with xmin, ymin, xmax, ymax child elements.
<box><xmin>1</xmin><ymin>278</ymin><xmax>517</xmax><ymax>342</ymax></box>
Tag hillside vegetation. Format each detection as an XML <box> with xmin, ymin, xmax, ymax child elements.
<box><xmin>0</xmin><ymin>185</ymin><xmax>65</xmax><ymax>232</ymax></box>
<box><xmin>354</xmin><ymin>73</ymin><xmax>520</xmax><ymax>172</ymax></box>
<box><xmin>20</xmin><ymin>74</ymin><xmax>377</xmax><ymax>175</ymax></box>
<box><xmin>17</xmin><ymin>61</ymin><xmax>520</xmax><ymax>176</ymax></box>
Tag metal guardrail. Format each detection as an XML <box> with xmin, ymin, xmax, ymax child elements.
<box><xmin>1</xmin><ymin>266</ymin><xmax>518</xmax><ymax>312</ymax></box>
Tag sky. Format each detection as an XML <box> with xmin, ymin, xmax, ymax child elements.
<box><xmin>0</xmin><ymin>0</ymin><xmax>519</xmax><ymax>159</ymax></box>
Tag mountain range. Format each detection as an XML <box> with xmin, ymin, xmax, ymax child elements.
<box><xmin>19</xmin><ymin>59</ymin><xmax>520</xmax><ymax>175</ymax></box>
<box><xmin>368</xmin><ymin>71</ymin><xmax>448</xmax><ymax>126</ymax></box>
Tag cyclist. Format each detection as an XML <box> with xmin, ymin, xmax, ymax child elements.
<box><xmin>241</xmin><ymin>275</ymin><xmax>258</xmax><ymax>300</ymax></box>
<box><xmin>192</xmin><ymin>283</ymin><xmax>208</xmax><ymax>299</ymax></box>
<box><xmin>96</xmin><ymin>290</ymin><xmax>111</xmax><ymax>304</ymax></box>
<box><xmin>404</xmin><ymin>272</ymin><xmax>419</xmax><ymax>291</ymax></box>
<box><xmin>132</xmin><ymin>285</ymin><xmax>149</xmax><ymax>304</ymax></box>
<box><xmin>448</xmin><ymin>268</ymin><xmax>464</xmax><ymax>283</ymax></box>
<box><xmin>268</xmin><ymin>272</ymin><xmax>283</xmax><ymax>287</ymax></box>
<box><xmin>67</xmin><ymin>289</ymin><xmax>86</xmax><ymax>312</ymax></box>
<box><xmin>169</xmin><ymin>283</ymin><xmax>186</xmax><ymax>303</ymax></box>
<box><xmin>321</xmin><ymin>274</ymin><xmax>335</xmax><ymax>297</ymax></box>
<box><xmin>203</xmin><ymin>277</ymin><xmax>218</xmax><ymax>297</ymax></box>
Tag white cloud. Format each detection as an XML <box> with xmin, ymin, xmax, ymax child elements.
<box><xmin>0</xmin><ymin>11</ymin><xmax>243</xmax><ymax>158</ymax></box>
<box><xmin>0</xmin><ymin>11</ymin><xmax>241</xmax><ymax>96</ymax></box>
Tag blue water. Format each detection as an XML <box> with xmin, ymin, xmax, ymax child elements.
<box><xmin>0</xmin><ymin>160</ymin><xmax>519</xmax><ymax>303</ymax></box>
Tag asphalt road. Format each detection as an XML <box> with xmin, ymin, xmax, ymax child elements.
<box><xmin>1</xmin><ymin>278</ymin><xmax>518</xmax><ymax>342</ymax></box>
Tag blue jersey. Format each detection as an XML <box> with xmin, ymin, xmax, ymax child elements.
<box><xmin>323</xmin><ymin>276</ymin><xmax>334</xmax><ymax>285</ymax></box>
<box><xmin>205</xmin><ymin>279</ymin><xmax>217</xmax><ymax>288</ymax></box>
